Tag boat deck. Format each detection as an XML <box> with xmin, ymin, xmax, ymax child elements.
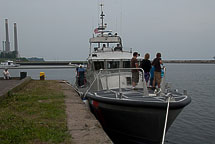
<box><xmin>88</xmin><ymin>88</ymin><xmax>187</xmax><ymax>104</ymax></box>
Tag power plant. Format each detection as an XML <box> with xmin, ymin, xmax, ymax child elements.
<box><xmin>5</xmin><ymin>19</ymin><xmax>10</xmax><ymax>53</ymax></box>
<box><xmin>14</xmin><ymin>23</ymin><xmax>19</xmax><ymax>57</ymax></box>
<box><xmin>0</xmin><ymin>19</ymin><xmax>19</xmax><ymax>58</ymax></box>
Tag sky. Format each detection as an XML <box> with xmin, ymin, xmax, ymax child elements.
<box><xmin>0</xmin><ymin>0</ymin><xmax>215</xmax><ymax>60</ymax></box>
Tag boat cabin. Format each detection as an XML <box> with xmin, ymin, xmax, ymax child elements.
<box><xmin>85</xmin><ymin>33</ymin><xmax>144</xmax><ymax>90</ymax></box>
<box><xmin>88</xmin><ymin>34</ymin><xmax>142</xmax><ymax>72</ymax></box>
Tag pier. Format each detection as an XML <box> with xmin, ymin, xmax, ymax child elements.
<box><xmin>0</xmin><ymin>78</ymin><xmax>112</xmax><ymax>143</ymax></box>
<box><xmin>16</xmin><ymin>61</ymin><xmax>87</xmax><ymax>65</ymax></box>
<box><xmin>0</xmin><ymin>77</ymin><xmax>31</xmax><ymax>98</ymax></box>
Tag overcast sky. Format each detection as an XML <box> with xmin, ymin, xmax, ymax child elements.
<box><xmin>0</xmin><ymin>0</ymin><xmax>215</xmax><ymax>60</ymax></box>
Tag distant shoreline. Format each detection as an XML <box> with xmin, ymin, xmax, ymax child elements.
<box><xmin>16</xmin><ymin>60</ymin><xmax>215</xmax><ymax>65</ymax></box>
<box><xmin>163</xmin><ymin>60</ymin><xmax>215</xmax><ymax>64</ymax></box>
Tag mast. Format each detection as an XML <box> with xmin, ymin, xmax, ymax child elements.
<box><xmin>100</xmin><ymin>4</ymin><xmax>105</xmax><ymax>36</ymax></box>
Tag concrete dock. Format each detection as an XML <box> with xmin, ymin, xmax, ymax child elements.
<box><xmin>0</xmin><ymin>77</ymin><xmax>31</xmax><ymax>98</ymax></box>
<box><xmin>61</xmin><ymin>81</ymin><xmax>112</xmax><ymax>144</ymax></box>
<box><xmin>0</xmin><ymin>78</ymin><xmax>112</xmax><ymax>144</ymax></box>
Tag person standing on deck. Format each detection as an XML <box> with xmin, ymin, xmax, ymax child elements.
<box><xmin>131</xmin><ymin>52</ymin><xmax>139</xmax><ymax>89</ymax></box>
<box><xmin>140</xmin><ymin>53</ymin><xmax>151</xmax><ymax>86</ymax></box>
<box><xmin>152</xmin><ymin>53</ymin><xmax>163</xmax><ymax>90</ymax></box>
<box><xmin>102</xmin><ymin>44</ymin><xmax>106</xmax><ymax>51</ymax></box>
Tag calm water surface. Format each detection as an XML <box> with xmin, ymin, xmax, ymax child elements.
<box><xmin>6</xmin><ymin>64</ymin><xmax>215</xmax><ymax>144</ymax></box>
<box><xmin>165</xmin><ymin>64</ymin><xmax>215</xmax><ymax>144</ymax></box>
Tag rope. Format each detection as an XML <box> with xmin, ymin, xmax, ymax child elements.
<box><xmin>83</xmin><ymin>70</ymin><xmax>102</xmax><ymax>98</ymax></box>
<box><xmin>162</xmin><ymin>93</ymin><xmax>171</xmax><ymax>144</ymax></box>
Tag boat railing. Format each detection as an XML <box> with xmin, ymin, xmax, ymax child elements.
<box><xmin>160</xmin><ymin>67</ymin><xmax>167</xmax><ymax>94</ymax></box>
<box><xmin>98</xmin><ymin>68</ymin><xmax>149</xmax><ymax>97</ymax></box>
<box><xmin>84</xmin><ymin>67</ymin><xmax>167</xmax><ymax>99</ymax></box>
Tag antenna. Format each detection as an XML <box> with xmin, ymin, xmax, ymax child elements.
<box><xmin>120</xmin><ymin>0</ymin><xmax>123</xmax><ymax>36</ymax></box>
<box><xmin>100</xmin><ymin>3</ymin><xmax>105</xmax><ymax>36</ymax></box>
<box><xmin>115</xmin><ymin>16</ymin><xmax>118</xmax><ymax>33</ymax></box>
<box><xmin>97</xmin><ymin>0</ymin><xmax>100</xmax><ymax>26</ymax></box>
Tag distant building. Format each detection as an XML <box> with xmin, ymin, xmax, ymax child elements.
<box><xmin>14</xmin><ymin>23</ymin><xmax>19</xmax><ymax>58</ymax></box>
<box><xmin>0</xmin><ymin>51</ymin><xmax>17</xmax><ymax>59</ymax></box>
<box><xmin>5</xmin><ymin>19</ymin><xmax>10</xmax><ymax>53</ymax></box>
<box><xmin>1</xmin><ymin>19</ymin><xmax>19</xmax><ymax>58</ymax></box>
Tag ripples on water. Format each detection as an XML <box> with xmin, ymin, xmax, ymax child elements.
<box><xmin>166</xmin><ymin>64</ymin><xmax>215</xmax><ymax>144</ymax></box>
<box><xmin>6</xmin><ymin>64</ymin><xmax>215</xmax><ymax>143</ymax></box>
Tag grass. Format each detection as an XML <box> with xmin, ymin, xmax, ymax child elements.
<box><xmin>0</xmin><ymin>80</ymin><xmax>72</xmax><ymax>144</ymax></box>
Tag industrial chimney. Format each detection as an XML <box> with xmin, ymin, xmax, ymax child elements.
<box><xmin>5</xmin><ymin>19</ymin><xmax>10</xmax><ymax>53</ymax></box>
<box><xmin>14</xmin><ymin>23</ymin><xmax>19</xmax><ymax>57</ymax></box>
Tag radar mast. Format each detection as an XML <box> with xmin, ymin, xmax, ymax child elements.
<box><xmin>100</xmin><ymin>3</ymin><xmax>105</xmax><ymax>36</ymax></box>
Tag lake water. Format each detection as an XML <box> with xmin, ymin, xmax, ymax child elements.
<box><xmin>165</xmin><ymin>64</ymin><xmax>215</xmax><ymax>144</ymax></box>
<box><xmin>5</xmin><ymin>64</ymin><xmax>215</xmax><ymax>144</ymax></box>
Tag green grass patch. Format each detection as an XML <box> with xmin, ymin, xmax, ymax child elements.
<box><xmin>0</xmin><ymin>80</ymin><xmax>72</xmax><ymax>144</ymax></box>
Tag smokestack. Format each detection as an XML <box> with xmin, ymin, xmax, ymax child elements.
<box><xmin>5</xmin><ymin>19</ymin><xmax>10</xmax><ymax>52</ymax></box>
<box><xmin>14</xmin><ymin>23</ymin><xmax>18</xmax><ymax>57</ymax></box>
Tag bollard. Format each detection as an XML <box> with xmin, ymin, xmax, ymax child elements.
<box><xmin>20</xmin><ymin>72</ymin><xmax>27</xmax><ymax>80</ymax></box>
<box><xmin>40</xmin><ymin>72</ymin><xmax>45</xmax><ymax>80</ymax></box>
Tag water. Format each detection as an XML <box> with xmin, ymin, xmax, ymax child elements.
<box><xmin>7</xmin><ymin>68</ymin><xmax>76</xmax><ymax>84</ymax></box>
<box><xmin>165</xmin><ymin>64</ymin><xmax>215</xmax><ymax>144</ymax></box>
<box><xmin>5</xmin><ymin>64</ymin><xmax>215</xmax><ymax>143</ymax></box>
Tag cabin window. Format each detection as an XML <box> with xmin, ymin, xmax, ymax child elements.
<box><xmin>94</xmin><ymin>61</ymin><xmax>104</xmax><ymax>70</ymax></box>
<box><xmin>123</xmin><ymin>61</ymin><xmax>130</xmax><ymax>68</ymax></box>
<box><xmin>107</xmin><ymin>61</ymin><xmax>119</xmax><ymax>69</ymax></box>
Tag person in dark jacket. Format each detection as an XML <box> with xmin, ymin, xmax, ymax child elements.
<box><xmin>151</xmin><ymin>52</ymin><xmax>163</xmax><ymax>89</ymax></box>
<box><xmin>141</xmin><ymin>53</ymin><xmax>151</xmax><ymax>85</ymax></box>
<box><xmin>77</xmin><ymin>65</ymin><xmax>85</xmax><ymax>87</ymax></box>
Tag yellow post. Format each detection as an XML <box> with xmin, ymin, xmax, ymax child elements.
<box><xmin>40</xmin><ymin>72</ymin><xmax>45</xmax><ymax>80</ymax></box>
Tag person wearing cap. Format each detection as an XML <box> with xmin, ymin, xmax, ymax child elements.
<box><xmin>3</xmin><ymin>68</ymin><xmax>11</xmax><ymax>80</ymax></box>
<box><xmin>77</xmin><ymin>65</ymin><xmax>85</xmax><ymax>87</ymax></box>
<box><xmin>131</xmin><ymin>52</ymin><xmax>139</xmax><ymax>89</ymax></box>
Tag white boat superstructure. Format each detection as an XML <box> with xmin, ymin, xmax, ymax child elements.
<box><xmin>74</xmin><ymin>4</ymin><xmax>144</xmax><ymax>94</ymax></box>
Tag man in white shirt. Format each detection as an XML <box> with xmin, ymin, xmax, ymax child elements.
<box><xmin>3</xmin><ymin>69</ymin><xmax>11</xmax><ymax>80</ymax></box>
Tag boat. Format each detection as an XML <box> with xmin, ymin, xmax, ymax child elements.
<box><xmin>0</xmin><ymin>60</ymin><xmax>19</xmax><ymax>68</ymax></box>
<box><xmin>74</xmin><ymin>4</ymin><xmax>191</xmax><ymax>144</ymax></box>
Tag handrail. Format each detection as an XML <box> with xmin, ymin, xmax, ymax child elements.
<box><xmin>83</xmin><ymin>70</ymin><xmax>103</xmax><ymax>98</ymax></box>
<box><xmin>97</xmin><ymin>68</ymin><xmax>149</xmax><ymax>97</ymax></box>
<box><xmin>83</xmin><ymin>67</ymin><xmax>167</xmax><ymax>98</ymax></box>
<box><xmin>160</xmin><ymin>67</ymin><xmax>167</xmax><ymax>94</ymax></box>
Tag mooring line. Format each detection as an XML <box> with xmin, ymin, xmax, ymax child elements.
<box><xmin>162</xmin><ymin>93</ymin><xmax>171</xmax><ymax>144</ymax></box>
